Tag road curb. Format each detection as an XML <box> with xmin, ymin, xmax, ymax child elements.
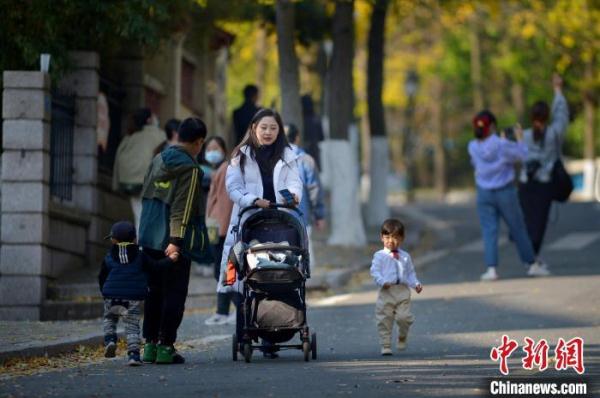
<box><xmin>0</xmin><ymin>332</ymin><xmax>109</xmax><ymax>364</ymax></box>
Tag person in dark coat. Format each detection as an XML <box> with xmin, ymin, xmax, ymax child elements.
<box><xmin>232</xmin><ymin>84</ymin><xmax>260</xmax><ymax>146</ymax></box>
<box><xmin>301</xmin><ymin>94</ymin><xmax>325</xmax><ymax>169</ymax></box>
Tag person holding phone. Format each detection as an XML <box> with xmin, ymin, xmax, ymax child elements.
<box><xmin>218</xmin><ymin>108</ymin><xmax>303</xmax><ymax>358</ymax></box>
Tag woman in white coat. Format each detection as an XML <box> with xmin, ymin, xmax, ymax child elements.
<box><xmin>217</xmin><ymin>108</ymin><xmax>303</xmax><ymax>357</ymax></box>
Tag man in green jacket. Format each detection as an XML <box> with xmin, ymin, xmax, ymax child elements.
<box><xmin>138</xmin><ymin>117</ymin><xmax>208</xmax><ymax>364</ymax></box>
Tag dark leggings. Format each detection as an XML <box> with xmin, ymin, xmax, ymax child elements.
<box><xmin>519</xmin><ymin>180</ymin><xmax>553</xmax><ymax>256</ymax></box>
<box><xmin>212</xmin><ymin>237</ymin><xmax>233</xmax><ymax>315</ymax></box>
<box><xmin>143</xmin><ymin>249</ymin><xmax>191</xmax><ymax>346</ymax></box>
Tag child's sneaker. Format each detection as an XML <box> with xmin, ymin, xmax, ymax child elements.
<box><xmin>397</xmin><ymin>336</ymin><xmax>407</xmax><ymax>351</ymax></box>
<box><xmin>528</xmin><ymin>262</ymin><xmax>551</xmax><ymax>277</ymax></box>
<box><xmin>381</xmin><ymin>347</ymin><xmax>392</xmax><ymax>356</ymax></box>
<box><xmin>142</xmin><ymin>343</ymin><xmax>157</xmax><ymax>363</ymax></box>
<box><xmin>104</xmin><ymin>341</ymin><xmax>117</xmax><ymax>358</ymax></box>
<box><xmin>480</xmin><ymin>267</ymin><xmax>498</xmax><ymax>281</ymax></box>
<box><xmin>127</xmin><ymin>351</ymin><xmax>143</xmax><ymax>366</ymax></box>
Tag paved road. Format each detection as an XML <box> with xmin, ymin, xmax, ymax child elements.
<box><xmin>1</xmin><ymin>201</ymin><xmax>599</xmax><ymax>397</ymax></box>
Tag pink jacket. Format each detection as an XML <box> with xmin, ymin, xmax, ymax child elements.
<box><xmin>206</xmin><ymin>162</ymin><xmax>233</xmax><ymax>237</ymax></box>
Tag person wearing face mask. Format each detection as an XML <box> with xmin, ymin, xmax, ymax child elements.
<box><xmin>468</xmin><ymin>110</ymin><xmax>542</xmax><ymax>281</ymax></box>
<box><xmin>220</xmin><ymin>108</ymin><xmax>303</xmax><ymax>358</ymax></box>
<box><xmin>202</xmin><ymin>137</ymin><xmax>236</xmax><ymax>326</ymax></box>
<box><xmin>518</xmin><ymin>74</ymin><xmax>569</xmax><ymax>274</ymax></box>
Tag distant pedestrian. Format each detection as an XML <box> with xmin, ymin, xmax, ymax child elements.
<box><xmin>468</xmin><ymin>110</ymin><xmax>543</xmax><ymax>281</ymax></box>
<box><xmin>155</xmin><ymin>118</ymin><xmax>181</xmax><ymax>154</ymax></box>
<box><xmin>138</xmin><ymin>117</ymin><xmax>208</xmax><ymax>364</ymax></box>
<box><xmin>519</xmin><ymin>74</ymin><xmax>570</xmax><ymax>274</ymax></box>
<box><xmin>98</xmin><ymin>221</ymin><xmax>178</xmax><ymax>366</ymax></box>
<box><xmin>370</xmin><ymin>219</ymin><xmax>422</xmax><ymax>356</ymax></box>
<box><xmin>202</xmin><ymin>137</ymin><xmax>236</xmax><ymax>326</ymax></box>
<box><xmin>113</xmin><ymin>108</ymin><xmax>166</xmax><ymax>229</ymax></box>
<box><xmin>232</xmin><ymin>84</ymin><xmax>260</xmax><ymax>146</ymax></box>
<box><xmin>301</xmin><ymin>95</ymin><xmax>325</xmax><ymax>169</ymax></box>
<box><xmin>285</xmin><ymin>123</ymin><xmax>326</xmax><ymax>273</ymax></box>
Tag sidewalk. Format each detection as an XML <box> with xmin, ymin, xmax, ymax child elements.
<box><xmin>0</xmin><ymin>215</ymin><xmax>426</xmax><ymax>363</ymax></box>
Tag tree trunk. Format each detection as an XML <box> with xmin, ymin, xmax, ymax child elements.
<box><xmin>583</xmin><ymin>62</ymin><xmax>595</xmax><ymax>161</ymax></box>
<box><xmin>469</xmin><ymin>12</ymin><xmax>484</xmax><ymax>112</ymax></box>
<box><xmin>366</xmin><ymin>0</ymin><xmax>390</xmax><ymax>226</ymax></box>
<box><xmin>511</xmin><ymin>81</ymin><xmax>525</xmax><ymax>122</ymax></box>
<box><xmin>431</xmin><ymin>76</ymin><xmax>447</xmax><ymax>200</ymax></box>
<box><xmin>323</xmin><ymin>0</ymin><xmax>366</xmax><ymax>247</ymax></box>
<box><xmin>255</xmin><ymin>22</ymin><xmax>267</xmax><ymax>91</ymax></box>
<box><xmin>275</xmin><ymin>0</ymin><xmax>303</xmax><ymax>132</ymax></box>
<box><xmin>328</xmin><ymin>0</ymin><xmax>354</xmax><ymax>140</ymax></box>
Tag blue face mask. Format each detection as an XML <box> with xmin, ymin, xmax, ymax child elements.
<box><xmin>205</xmin><ymin>150</ymin><xmax>224</xmax><ymax>165</ymax></box>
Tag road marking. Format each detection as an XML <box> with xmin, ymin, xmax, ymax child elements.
<box><xmin>546</xmin><ymin>232</ymin><xmax>600</xmax><ymax>251</ymax></box>
<box><xmin>458</xmin><ymin>237</ymin><xmax>508</xmax><ymax>252</ymax></box>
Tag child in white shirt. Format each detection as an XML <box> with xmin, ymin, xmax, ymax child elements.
<box><xmin>370</xmin><ymin>218</ymin><xmax>423</xmax><ymax>356</ymax></box>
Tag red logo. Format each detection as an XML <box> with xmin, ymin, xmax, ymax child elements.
<box><xmin>522</xmin><ymin>337</ymin><xmax>549</xmax><ymax>371</ymax></box>
<box><xmin>555</xmin><ymin>337</ymin><xmax>585</xmax><ymax>374</ymax></box>
<box><xmin>490</xmin><ymin>336</ymin><xmax>585</xmax><ymax>375</ymax></box>
<box><xmin>490</xmin><ymin>335</ymin><xmax>519</xmax><ymax>375</ymax></box>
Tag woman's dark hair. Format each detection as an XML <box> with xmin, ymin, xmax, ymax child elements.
<box><xmin>381</xmin><ymin>219</ymin><xmax>405</xmax><ymax>237</ymax></box>
<box><xmin>178</xmin><ymin>117</ymin><xmax>207</xmax><ymax>143</ymax></box>
<box><xmin>164</xmin><ymin>118</ymin><xmax>181</xmax><ymax>141</ymax></box>
<box><xmin>531</xmin><ymin>101</ymin><xmax>550</xmax><ymax>123</ymax></box>
<box><xmin>199</xmin><ymin>136</ymin><xmax>228</xmax><ymax>164</ymax></box>
<box><xmin>285</xmin><ymin>123</ymin><xmax>299</xmax><ymax>144</ymax></box>
<box><xmin>133</xmin><ymin>108</ymin><xmax>152</xmax><ymax>131</ymax></box>
<box><xmin>232</xmin><ymin>108</ymin><xmax>289</xmax><ymax>174</ymax></box>
<box><xmin>473</xmin><ymin>110</ymin><xmax>497</xmax><ymax>139</ymax></box>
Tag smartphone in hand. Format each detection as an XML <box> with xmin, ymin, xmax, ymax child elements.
<box><xmin>278</xmin><ymin>189</ymin><xmax>295</xmax><ymax>205</ymax></box>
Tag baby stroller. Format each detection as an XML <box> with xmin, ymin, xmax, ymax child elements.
<box><xmin>228</xmin><ymin>204</ymin><xmax>317</xmax><ymax>363</ymax></box>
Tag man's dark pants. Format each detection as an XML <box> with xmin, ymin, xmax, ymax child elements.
<box><xmin>143</xmin><ymin>248</ymin><xmax>191</xmax><ymax>346</ymax></box>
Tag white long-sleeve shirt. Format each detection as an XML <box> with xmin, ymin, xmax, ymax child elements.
<box><xmin>370</xmin><ymin>248</ymin><xmax>420</xmax><ymax>289</ymax></box>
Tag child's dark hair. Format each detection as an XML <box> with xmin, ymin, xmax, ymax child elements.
<box><xmin>178</xmin><ymin>117</ymin><xmax>207</xmax><ymax>143</ymax></box>
<box><xmin>531</xmin><ymin>100</ymin><xmax>550</xmax><ymax>123</ymax></box>
<box><xmin>381</xmin><ymin>218</ymin><xmax>405</xmax><ymax>237</ymax></box>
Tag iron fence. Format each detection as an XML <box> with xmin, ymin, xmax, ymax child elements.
<box><xmin>50</xmin><ymin>89</ymin><xmax>75</xmax><ymax>201</ymax></box>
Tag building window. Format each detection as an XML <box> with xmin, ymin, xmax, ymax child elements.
<box><xmin>181</xmin><ymin>59</ymin><xmax>195</xmax><ymax>109</ymax></box>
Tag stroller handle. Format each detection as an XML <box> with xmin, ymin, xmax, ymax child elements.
<box><xmin>237</xmin><ymin>203</ymin><xmax>303</xmax><ymax>221</ymax></box>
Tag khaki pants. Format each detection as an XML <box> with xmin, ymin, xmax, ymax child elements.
<box><xmin>375</xmin><ymin>284</ymin><xmax>414</xmax><ymax>348</ymax></box>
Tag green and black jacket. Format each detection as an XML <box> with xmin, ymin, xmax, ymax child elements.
<box><xmin>138</xmin><ymin>145</ymin><xmax>211</xmax><ymax>262</ymax></box>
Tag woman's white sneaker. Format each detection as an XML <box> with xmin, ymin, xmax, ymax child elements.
<box><xmin>204</xmin><ymin>314</ymin><xmax>228</xmax><ymax>325</ymax></box>
<box><xmin>480</xmin><ymin>267</ymin><xmax>499</xmax><ymax>281</ymax></box>
<box><xmin>528</xmin><ymin>262</ymin><xmax>551</xmax><ymax>277</ymax></box>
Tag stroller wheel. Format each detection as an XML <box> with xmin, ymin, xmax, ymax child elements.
<box><xmin>232</xmin><ymin>334</ymin><xmax>238</xmax><ymax>361</ymax></box>
<box><xmin>243</xmin><ymin>343</ymin><xmax>252</xmax><ymax>363</ymax></box>
<box><xmin>302</xmin><ymin>341</ymin><xmax>310</xmax><ymax>362</ymax></box>
<box><xmin>311</xmin><ymin>332</ymin><xmax>317</xmax><ymax>360</ymax></box>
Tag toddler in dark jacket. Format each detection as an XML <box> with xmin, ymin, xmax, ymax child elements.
<box><xmin>98</xmin><ymin>221</ymin><xmax>178</xmax><ymax>366</ymax></box>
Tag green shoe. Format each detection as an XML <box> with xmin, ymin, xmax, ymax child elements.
<box><xmin>156</xmin><ymin>344</ymin><xmax>185</xmax><ymax>364</ymax></box>
<box><xmin>142</xmin><ymin>343</ymin><xmax>157</xmax><ymax>363</ymax></box>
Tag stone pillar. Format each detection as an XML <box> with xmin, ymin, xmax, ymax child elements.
<box><xmin>0</xmin><ymin>71</ymin><xmax>51</xmax><ymax>320</ymax></box>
